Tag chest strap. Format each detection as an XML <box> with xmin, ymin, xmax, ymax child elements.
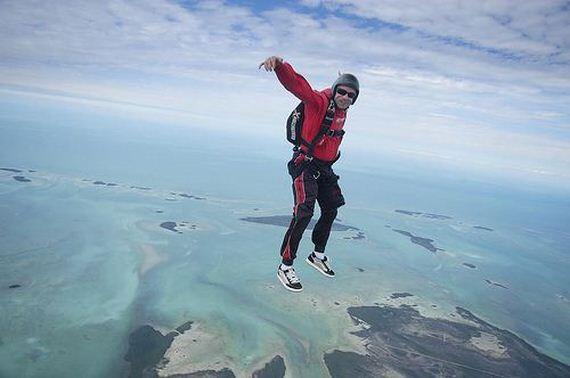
<box><xmin>298</xmin><ymin>99</ymin><xmax>343</xmax><ymax>158</ymax></box>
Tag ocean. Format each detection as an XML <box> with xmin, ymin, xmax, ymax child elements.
<box><xmin>1</xmin><ymin>93</ymin><xmax>569</xmax><ymax>377</ymax></box>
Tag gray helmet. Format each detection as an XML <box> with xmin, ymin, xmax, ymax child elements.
<box><xmin>332</xmin><ymin>73</ymin><xmax>360</xmax><ymax>104</ymax></box>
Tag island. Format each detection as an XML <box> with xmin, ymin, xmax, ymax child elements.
<box><xmin>160</xmin><ymin>222</ymin><xmax>182</xmax><ymax>234</ymax></box>
<box><xmin>93</xmin><ymin>181</ymin><xmax>118</xmax><ymax>186</ymax></box>
<box><xmin>124</xmin><ymin>322</ymin><xmax>236</xmax><ymax>378</ymax></box>
<box><xmin>474</xmin><ymin>225</ymin><xmax>494</xmax><ymax>231</ymax></box>
<box><xmin>1</xmin><ymin>168</ymin><xmax>22</xmax><ymax>173</ymax></box>
<box><xmin>485</xmin><ymin>279</ymin><xmax>508</xmax><ymax>289</ymax></box>
<box><xmin>395</xmin><ymin>210</ymin><xmax>423</xmax><ymax>216</ymax></box>
<box><xmin>160</xmin><ymin>222</ymin><xmax>197</xmax><ymax>234</ymax></box>
<box><xmin>13</xmin><ymin>176</ymin><xmax>31</xmax><ymax>182</ymax></box>
<box><xmin>395</xmin><ymin>210</ymin><xmax>452</xmax><ymax>220</ymax></box>
<box><xmin>240</xmin><ymin>215</ymin><xmax>358</xmax><ymax>231</ymax></box>
<box><xmin>390</xmin><ymin>292</ymin><xmax>413</xmax><ymax>299</ymax></box>
<box><xmin>393</xmin><ymin>229</ymin><xmax>443</xmax><ymax>253</ymax></box>
<box><xmin>324</xmin><ymin>304</ymin><xmax>570</xmax><ymax>377</ymax></box>
<box><xmin>178</xmin><ymin>193</ymin><xmax>206</xmax><ymax>200</ymax></box>
<box><xmin>463</xmin><ymin>263</ymin><xmax>477</xmax><ymax>269</ymax></box>
<box><xmin>252</xmin><ymin>355</ymin><xmax>286</xmax><ymax>378</ymax></box>
<box><xmin>125</xmin><ymin>325</ymin><xmax>178</xmax><ymax>378</ymax></box>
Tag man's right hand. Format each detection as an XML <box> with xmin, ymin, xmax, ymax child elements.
<box><xmin>258</xmin><ymin>56</ymin><xmax>283</xmax><ymax>72</ymax></box>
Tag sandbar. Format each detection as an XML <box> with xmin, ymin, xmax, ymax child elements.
<box><xmin>138</xmin><ymin>244</ymin><xmax>167</xmax><ymax>276</ymax></box>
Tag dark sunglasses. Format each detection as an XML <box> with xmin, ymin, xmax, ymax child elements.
<box><xmin>336</xmin><ymin>88</ymin><xmax>356</xmax><ymax>99</ymax></box>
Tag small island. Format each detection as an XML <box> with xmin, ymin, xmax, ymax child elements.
<box><xmin>395</xmin><ymin>210</ymin><xmax>452</xmax><ymax>220</ymax></box>
<box><xmin>463</xmin><ymin>263</ymin><xmax>477</xmax><ymax>269</ymax></box>
<box><xmin>160</xmin><ymin>222</ymin><xmax>197</xmax><ymax>234</ymax></box>
<box><xmin>485</xmin><ymin>279</ymin><xmax>508</xmax><ymax>289</ymax></box>
<box><xmin>390</xmin><ymin>292</ymin><xmax>413</xmax><ymax>299</ymax></box>
<box><xmin>13</xmin><ymin>176</ymin><xmax>31</xmax><ymax>182</ymax></box>
<box><xmin>160</xmin><ymin>222</ymin><xmax>181</xmax><ymax>233</ymax></box>
<box><xmin>178</xmin><ymin>193</ymin><xmax>206</xmax><ymax>200</ymax></box>
<box><xmin>93</xmin><ymin>181</ymin><xmax>118</xmax><ymax>186</ymax></box>
<box><xmin>474</xmin><ymin>225</ymin><xmax>494</xmax><ymax>231</ymax></box>
<box><xmin>393</xmin><ymin>229</ymin><xmax>443</xmax><ymax>253</ymax></box>
<box><xmin>240</xmin><ymin>215</ymin><xmax>358</xmax><ymax>231</ymax></box>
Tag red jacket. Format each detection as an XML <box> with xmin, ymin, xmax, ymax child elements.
<box><xmin>275</xmin><ymin>62</ymin><xmax>347</xmax><ymax>162</ymax></box>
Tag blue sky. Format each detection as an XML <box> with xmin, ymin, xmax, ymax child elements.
<box><xmin>0</xmin><ymin>0</ymin><xmax>569</xmax><ymax>185</ymax></box>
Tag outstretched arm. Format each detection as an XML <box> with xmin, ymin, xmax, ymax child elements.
<box><xmin>258</xmin><ymin>56</ymin><xmax>319</xmax><ymax>104</ymax></box>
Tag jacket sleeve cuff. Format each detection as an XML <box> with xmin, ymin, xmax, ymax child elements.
<box><xmin>275</xmin><ymin>61</ymin><xmax>287</xmax><ymax>74</ymax></box>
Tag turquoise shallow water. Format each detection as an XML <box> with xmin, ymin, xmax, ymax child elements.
<box><xmin>1</xmin><ymin>95</ymin><xmax>569</xmax><ymax>377</ymax></box>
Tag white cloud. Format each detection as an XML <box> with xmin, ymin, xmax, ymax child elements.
<box><xmin>302</xmin><ymin>0</ymin><xmax>570</xmax><ymax>59</ymax></box>
<box><xmin>0</xmin><ymin>0</ymin><xmax>569</xmax><ymax>185</ymax></box>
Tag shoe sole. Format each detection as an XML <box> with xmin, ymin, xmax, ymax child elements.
<box><xmin>305</xmin><ymin>258</ymin><xmax>335</xmax><ymax>278</ymax></box>
<box><xmin>277</xmin><ymin>272</ymin><xmax>303</xmax><ymax>292</ymax></box>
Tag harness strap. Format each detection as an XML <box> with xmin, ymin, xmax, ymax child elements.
<box><xmin>326</xmin><ymin>129</ymin><xmax>345</xmax><ymax>137</ymax></box>
<box><xmin>301</xmin><ymin>99</ymin><xmax>338</xmax><ymax>159</ymax></box>
<box><xmin>293</xmin><ymin>149</ymin><xmax>338</xmax><ymax>167</ymax></box>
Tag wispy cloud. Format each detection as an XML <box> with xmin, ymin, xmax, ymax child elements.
<box><xmin>301</xmin><ymin>0</ymin><xmax>570</xmax><ymax>60</ymax></box>
<box><xmin>0</xmin><ymin>0</ymin><xmax>569</xmax><ymax>185</ymax></box>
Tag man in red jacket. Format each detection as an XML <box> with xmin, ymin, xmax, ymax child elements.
<box><xmin>260</xmin><ymin>56</ymin><xmax>359</xmax><ymax>292</ymax></box>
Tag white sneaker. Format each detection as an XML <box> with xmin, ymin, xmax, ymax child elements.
<box><xmin>277</xmin><ymin>266</ymin><xmax>303</xmax><ymax>292</ymax></box>
<box><xmin>306</xmin><ymin>253</ymin><xmax>335</xmax><ymax>277</ymax></box>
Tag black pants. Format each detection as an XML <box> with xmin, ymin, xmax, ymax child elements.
<box><xmin>280</xmin><ymin>154</ymin><xmax>345</xmax><ymax>266</ymax></box>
